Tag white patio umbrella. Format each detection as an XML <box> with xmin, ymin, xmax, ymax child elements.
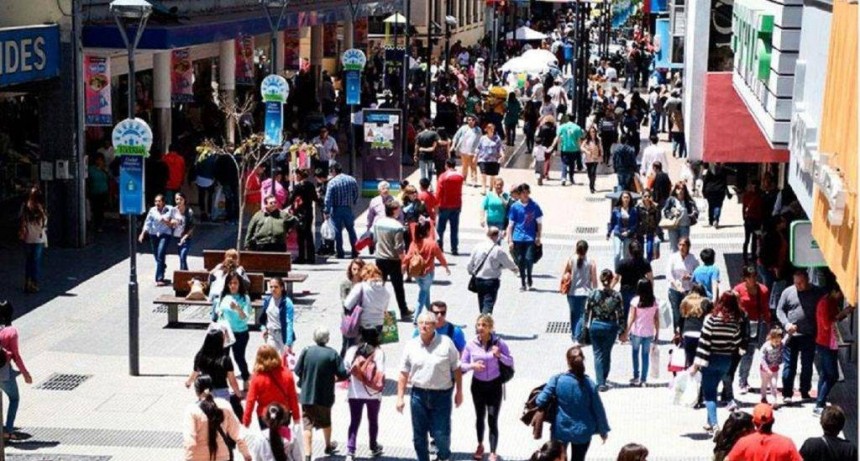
<box><xmin>505</xmin><ymin>26</ymin><xmax>548</xmax><ymax>41</ymax></box>
<box><xmin>500</xmin><ymin>56</ymin><xmax>550</xmax><ymax>75</ymax></box>
<box><xmin>521</xmin><ymin>48</ymin><xmax>559</xmax><ymax>66</ymax></box>
<box><xmin>383</xmin><ymin>13</ymin><xmax>407</xmax><ymax>23</ymax></box>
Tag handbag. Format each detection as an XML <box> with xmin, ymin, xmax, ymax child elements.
<box><xmin>658</xmin><ymin>215</ymin><xmax>681</xmax><ymax>229</ymax></box>
<box><xmin>578</xmin><ymin>305</ymin><xmax>593</xmax><ymax>345</ymax></box>
<box><xmin>468</xmin><ymin>247</ymin><xmax>493</xmax><ymax>293</ymax></box>
<box><xmin>492</xmin><ymin>337</ymin><xmax>514</xmax><ymax>384</ymax></box>
<box><xmin>559</xmin><ymin>273</ymin><xmax>572</xmax><ymax>295</ymax></box>
<box><xmin>340</xmin><ymin>287</ymin><xmax>364</xmax><ymax>338</ymax></box>
<box><xmin>649</xmin><ymin>344</ymin><xmax>661</xmax><ymax>380</ymax></box>
<box><xmin>533</xmin><ymin>243</ymin><xmax>543</xmax><ymax>263</ymax></box>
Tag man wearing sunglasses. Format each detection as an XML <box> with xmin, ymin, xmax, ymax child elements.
<box><xmin>411</xmin><ymin>301</ymin><xmax>466</xmax><ymax>352</ymax></box>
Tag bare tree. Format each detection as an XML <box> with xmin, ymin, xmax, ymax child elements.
<box><xmin>196</xmin><ymin>94</ymin><xmax>282</xmax><ymax>249</ymax></box>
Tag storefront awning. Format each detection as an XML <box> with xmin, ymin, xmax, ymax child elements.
<box><xmin>83</xmin><ymin>1</ymin><xmax>395</xmax><ymax>50</ymax></box>
<box><xmin>703</xmin><ymin>72</ymin><xmax>789</xmax><ymax>163</ymax></box>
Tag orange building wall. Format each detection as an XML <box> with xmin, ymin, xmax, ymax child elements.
<box><xmin>812</xmin><ymin>0</ymin><xmax>858</xmax><ymax>304</ymax></box>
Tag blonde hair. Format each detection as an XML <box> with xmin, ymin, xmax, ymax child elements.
<box><xmin>768</xmin><ymin>327</ymin><xmax>784</xmax><ymax>341</ymax></box>
<box><xmin>254</xmin><ymin>344</ymin><xmax>283</xmax><ymax>373</ymax></box>
<box><xmin>476</xmin><ymin>313</ymin><xmax>495</xmax><ymax>331</ymax></box>
<box><xmin>361</xmin><ymin>264</ymin><xmax>384</xmax><ymax>282</ymax></box>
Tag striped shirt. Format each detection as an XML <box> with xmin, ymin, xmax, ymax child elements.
<box><xmin>324</xmin><ymin>174</ymin><xmax>359</xmax><ymax>215</ymax></box>
<box><xmin>694</xmin><ymin>314</ymin><xmax>743</xmax><ymax>367</ymax></box>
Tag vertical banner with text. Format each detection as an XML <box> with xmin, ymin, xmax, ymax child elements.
<box><xmin>112</xmin><ymin>118</ymin><xmax>153</xmax><ymax>215</ymax></box>
<box><xmin>261</xmin><ymin>75</ymin><xmax>290</xmax><ymax>147</ymax></box>
<box><xmin>342</xmin><ymin>49</ymin><xmax>367</xmax><ymax>106</ymax></box>
<box><xmin>236</xmin><ymin>35</ymin><xmax>256</xmax><ymax>86</ymax></box>
<box><xmin>361</xmin><ymin>109</ymin><xmax>402</xmax><ymax>197</ymax></box>
<box><xmin>84</xmin><ymin>56</ymin><xmax>112</xmax><ymax>126</ymax></box>
<box><xmin>171</xmin><ymin>48</ymin><xmax>194</xmax><ymax>102</ymax></box>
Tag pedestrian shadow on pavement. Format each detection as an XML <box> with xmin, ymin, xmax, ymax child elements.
<box><xmin>496</xmin><ymin>333</ymin><xmax>539</xmax><ymax>342</ymax></box>
<box><xmin>530</xmin><ymin>274</ymin><xmax>557</xmax><ymax>279</ymax></box>
<box><xmin>679</xmin><ymin>432</ymin><xmax>714</xmax><ymax>441</ymax></box>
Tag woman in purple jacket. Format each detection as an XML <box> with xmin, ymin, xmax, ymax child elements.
<box><xmin>461</xmin><ymin>314</ymin><xmax>514</xmax><ymax>461</ymax></box>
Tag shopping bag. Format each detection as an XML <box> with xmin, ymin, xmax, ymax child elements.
<box><xmin>340</xmin><ymin>306</ymin><xmax>363</xmax><ymax>338</ymax></box>
<box><xmin>381</xmin><ymin>310</ymin><xmax>400</xmax><ymax>344</ymax></box>
<box><xmin>354</xmin><ymin>231</ymin><xmax>373</xmax><ymax>252</ymax></box>
<box><xmin>658</xmin><ymin>299</ymin><xmax>673</xmax><ymax>330</ymax></box>
<box><xmin>673</xmin><ymin>371</ymin><xmax>701</xmax><ymax>408</ymax></box>
<box><xmin>649</xmin><ymin>344</ymin><xmax>661</xmax><ymax>380</ymax></box>
<box><xmin>283</xmin><ymin>351</ymin><xmax>297</xmax><ymax>371</ymax></box>
<box><xmin>667</xmin><ymin>345</ymin><xmax>686</xmax><ymax>373</ymax></box>
<box><xmin>321</xmin><ymin>218</ymin><xmax>336</xmax><ymax>241</ymax></box>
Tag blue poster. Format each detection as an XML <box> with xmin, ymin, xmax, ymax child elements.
<box><xmin>263</xmin><ymin>101</ymin><xmax>283</xmax><ymax>146</ymax></box>
<box><xmin>119</xmin><ymin>156</ymin><xmax>144</xmax><ymax>215</ymax></box>
<box><xmin>346</xmin><ymin>71</ymin><xmax>361</xmax><ymax>105</ymax></box>
<box><xmin>0</xmin><ymin>25</ymin><xmax>60</xmax><ymax>88</ymax></box>
<box><xmin>654</xmin><ymin>19</ymin><xmax>672</xmax><ymax>69</ymax></box>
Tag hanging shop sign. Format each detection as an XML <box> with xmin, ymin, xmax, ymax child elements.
<box><xmin>113</xmin><ymin>117</ymin><xmax>153</xmax><ymax>215</ymax></box>
<box><xmin>789</xmin><ymin>220</ymin><xmax>827</xmax><ymax>268</ymax></box>
<box><xmin>284</xmin><ymin>29</ymin><xmax>300</xmax><ymax>71</ymax></box>
<box><xmin>261</xmin><ymin>74</ymin><xmax>289</xmax><ymax>147</ymax></box>
<box><xmin>342</xmin><ymin>48</ymin><xmax>367</xmax><ymax>106</ymax></box>
<box><xmin>171</xmin><ymin>48</ymin><xmax>194</xmax><ymax>103</ymax></box>
<box><xmin>84</xmin><ymin>55</ymin><xmax>112</xmax><ymax>126</ymax></box>
<box><xmin>0</xmin><ymin>25</ymin><xmax>60</xmax><ymax>88</ymax></box>
<box><xmin>361</xmin><ymin>109</ymin><xmax>403</xmax><ymax>197</ymax></box>
<box><xmin>236</xmin><ymin>35</ymin><xmax>256</xmax><ymax>86</ymax></box>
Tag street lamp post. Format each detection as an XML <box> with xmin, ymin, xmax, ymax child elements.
<box><xmin>261</xmin><ymin>0</ymin><xmax>288</xmax><ymax>195</ymax></box>
<box><xmin>111</xmin><ymin>0</ymin><xmax>152</xmax><ymax>377</ymax></box>
<box><xmin>444</xmin><ymin>15</ymin><xmax>457</xmax><ymax>74</ymax></box>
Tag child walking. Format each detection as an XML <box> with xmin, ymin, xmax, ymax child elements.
<box><xmin>759</xmin><ymin>328</ymin><xmax>784</xmax><ymax>404</ymax></box>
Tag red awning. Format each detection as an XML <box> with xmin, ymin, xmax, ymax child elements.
<box><xmin>703</xmin><ymin>72</ymin><xmax>789</xmax><ymax>163</ymax></box>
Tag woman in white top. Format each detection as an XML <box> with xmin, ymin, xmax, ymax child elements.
<box><xmin>343</xmin><ymin>264</ymin><xmax>390</xmax><ymax>337</ymax></box>
<box><xmin>243</xmin><ymin>403</ymin><xmax>303</xmax><ymax>461</ymax></box>
<box><xmin>19</xmin><ymin>187</ymin><xmax>48</xmax><ymax>293</ymax></box>
<box><xmin>451</xmin><ymin>115</ymin><xmax>483</xmax><ymax>187</ymax></box>
<box><xmin>561</xmin><ymin>240</ymin><xmax>597</xmax><ymax>344</ymax></box>
<box><xmin>666</xmin><ymin>236</ymin><xmax>700</xmax><ymax>334</ymax></box>
<box><xmin>343</xmin><ymin>330</ymin><xmax>385</xmax><ymax>461</ymax></box>
<box><xmin>171</xmin><ymin>192</ymin><xmax>195</xmax><ymax>271</ymax></box>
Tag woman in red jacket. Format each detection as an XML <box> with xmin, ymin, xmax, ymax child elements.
<box><xmin>243</xmin><ymin>345</ymin><xmax>301</xmax><ymax>429</ymax></box>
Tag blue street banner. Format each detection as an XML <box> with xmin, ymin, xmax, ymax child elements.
<box><xmin>361</xmin><ymin>109</ymin><xmax>403</xmax><ymax>197</ymax></box>
<box><xmin>0</xmin><ymin>25</ymin><xmax>60</xmax><ymax>88</ymax></box>
<box><xmin>119</xmin><ymin>156</ymin><xmax>145</xmax><ymax>215</ymax></box>
<box><xmin>346</xmin><ymin>71</ymin><xmax>361</xmax><ymax>105</ymax></box>
<box><xmin>264</xmin><ymin>101</ymin><xmax>283</xmax><ymax>146</ymax></box>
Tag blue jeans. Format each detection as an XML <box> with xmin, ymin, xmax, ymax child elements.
<box><xmin>612</xmin><ymin>235</ymin><xmax>632</xmax><ymax>269</ymax></box>
<box><xmin>567</xmin><ymin>295</ymin><xmax>587</xmax><ymax>342</ymax></box>
<box><xmin>668</xmin><ymin>288</ymin><xmax>687</xmax><ymax>333</ymax></box>
<box><xmin>475</xmin><ymin>278</ymin><xmax>501</xmax><ymax>314</ymax></box>
<box><xmin>706</xmin><ymin>195</ymin><xmax>725</xmax><ymax>225</ymax></box>
<box><xmin>702</xmin><ymin>353</ymin><xmax>733</xmax><ymax>427</ymax></box>
<box><xmin>332</xmin><ymin>206</ymin><xmax>358</xmax><ymax>258</ymax></box>
<box><xmin>816</xmin><ymin>345</ymin><xmax>839</xmax><ymax>408</ymax></box>
<box><xmin>782</xmin><ymin>334</ymin><xmax>815</xmax><ymax>398</ymax></box>
<box><xmin>620</xmin><ymin>287</ymin><xmax>635</xmax><ymax>322</ymax></box>
<box><xmin>419</xmin><ymin>160</ymin><xmax>435</xmax><ymax>181</ymax></box>
<box><xmin>149</xmin><ymin>234</ymin><xmax>172</xmax><ymax>282</ymax></box>
<box><xmin>738</xmin><ymin>321</ymin><xmax>768</xmax><ymax>387</ymax></box>
<box><xmin>1</xmin><ymin>371</ymin><xmax>20</xmax><ymax>432</ymax></box>
<box><xmin>24</xmin><ymin>243</ymin><xmax>44</xmax><ymax>284</ymax></box>
<box><xmin>415</xmin><ymin>272</ymin><xmax>434</xmax><ymax>317</ymax></box>
<box><xmin>616</xmin><ymin>173</ymin><xmax>633</xmax><ymax>192</ymax></box>
<box><xmin>437</xmin><ymin>208</ymin><xmax>460</xmax><ymax>253</ymax></box>
<box><xmin>590</xmin><ymin>320</ymin><xmax>618</xmax><ymax>386</ymax></box>
<box><xmin>513</xmin><ymin>241</ymin><xmax>536</xmax><ymax>287</ymax></box>
<box><xmin>411</xmin><ymin>387</ymin><xmax>453</xmax><ymax>461</ymax></box>
<box><xmin>178</xmin><ymin>238</ymin><xmax>191</xmax><ymax>271</ymax></box>
<box><xmin>643</xmin><ymin>234</ymin><xmax>657</xmax><ymax>262</ymax></box>
<box><xmin>630</xmin><ymin>334</ymin><xmax>653</xmax><ymax>382</ymax></box>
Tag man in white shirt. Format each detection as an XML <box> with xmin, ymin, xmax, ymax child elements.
<box><xmin>548</xmin><ymin>80</ymin><xmax>569</xmax><ymax>115</ymax></box>
<box><xmin>640</xmin><ymin>135</ymin><xmax>668</xmax><ymax>177</ymax></box>
<box><xmin>313</xmin><ymin>126</ymin><xmax>340</xmax><ymax>168</ymax></box>
<box><xmin>467</xmin><ymin>227</ymin><xmax>519</xmax><ymax>314</ymax></box>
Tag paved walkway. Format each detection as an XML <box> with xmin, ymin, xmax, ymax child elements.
<box><xmin>2</xmin><ymin>134</ymin><xmax>856</xmax><ymax>461</ymax></box>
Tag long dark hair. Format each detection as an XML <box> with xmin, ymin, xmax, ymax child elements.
<box><xmin>566</xmin><ymin>345</ymin><xmax>586</xmax><ymax>380</ymax></box>
<box><xmin>194</xmin><ymin>375</ymin><xmax>225</xmax><ymax>461</ymax></box>
<box><xmin>575</xmin><ymin>240</ymin><xmax>588</xmax><ymax>269</ymax></box>
<box><xmin>195</xmin><ymin>330</ymin><xmax>226</xmax><ymax>371</ymax></box>
<box><xmin>713</xmin><ymin>411</ymin><xmax>753</xmax><ymax>457</ymax></box>
<box><xmin>530</xmin><ymin>440</ymin><xmax>565</xmax><ymax>461</ymax></box>
<box><xmin>220</xmin><ymin>271</ymin><xmax>248</xmax><ymax>300</ymax></box>
<box><xmin>636</xmin><ymin>278</ymin><xmax>655</xmax><ymax>307</ymax></box>
<box><xmin>264</xmin><ymin>403</ymin><xmax>291</xmax><ymax>461</ymax></box>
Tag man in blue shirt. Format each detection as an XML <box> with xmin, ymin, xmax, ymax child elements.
<box><xmin>411</xmin><ymin>301</ymin><xmax>466</xmax><ymax>352</ymax></box>
<box><xmin>506</xmin><ymin>183</ymin><xmax>543</xmax><ymax>291</ymax></box>
<box><xmin>323</xmin><ymin>163</ymin><xmax>359</xmax><ymax>259</ymax></box>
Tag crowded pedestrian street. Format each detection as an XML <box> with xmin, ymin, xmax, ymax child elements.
<box><xmin>0</xmin><ymin>0</ymin><xmax>857</xmax><ymax>461</ymax></box>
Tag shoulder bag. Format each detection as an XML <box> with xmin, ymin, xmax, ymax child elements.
<box><xmin>559</xmin><ymin>257</ymin><xmax>573</xmax><ymax>294</ymax></box>
<box><xmin>579</xmin><ymin>295</ymin><xmax>595</xmax><ymax>345</ymax></box>
<box><xmin>468</xmin><ymin>247</ymin><xmax>493</xmax><ymax>293</ymax></box>
<box><xmin>340</xmin><ymin>286</ymin><xmax>364</xmax><ymax>338</ymax></box>
<box><xmin>492</xmin><ymin>336</ymin><xmax>514</xmax><ymax>384</ymax></box>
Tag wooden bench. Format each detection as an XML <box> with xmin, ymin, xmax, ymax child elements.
<box><xmin>154</xmin><ymin>270</ymin><xmax>265</xmax><ymax>327</ymax></box>
<box><xmin>203</xmin><ymin>250</ymin><xmax>308</xmax><ymax>296</ymax></box>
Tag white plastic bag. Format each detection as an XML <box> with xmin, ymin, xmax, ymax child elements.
<box><xmin>321</xmin><ymin>218</ymin><xmax>336</xmax><ymax>241</ymax></box>
<box><xmin>658</xmin><ymin>299</ymin><xmax>673</xmax><ymax>330</ymax></box>
<box><xmin>667</xmin><ymin>345</ymin><xmax>686</xmax><ymax>372</ymax></box>
<box><xmin>672</xmin><ymin>370</ymin><xmax>700</xmax><ymax>407</ymax></box>
<box><xmin>649</xmin><ymin>344</ymin><xmax>661</xmax><ymax>380</ymax></box>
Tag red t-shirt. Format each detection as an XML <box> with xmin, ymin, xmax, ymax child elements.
<box><xmin>733</xmin><ymin>282</ymin><xmax>771</xmax><ymax>322</ymax></box>
<box><xmin>726</xmin><ymin>432</ymin><xmax>802</xmax><ymax>461</ymax></box>
<box><xmin>418</xmin><ymin>190</ymin><xmax>438</xmax><ymax>220</ymax></box>
<box><xmin>163</xmin><ymin>152</ymin><xmax>186</xmax><ymax>190</ymax></box>
<box><xmin>245</xmin><ymin>172</ymin><xmax>262</xmax><ymax>205</ymax></box>
<box><xmin>816</xmin><ymin>296</ymin><xmax>840</xmax><ymax>348</ymax></box>
<box><xmin>437</xmin><ymin>170</ymin><xmax>464</xmax><ymax>209</ymax></box>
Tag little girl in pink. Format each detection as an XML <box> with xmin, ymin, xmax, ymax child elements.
<box><xmin>759</xmin><ymin>328</ymin><xmax>784</xmax><ymax>404</ymax></box>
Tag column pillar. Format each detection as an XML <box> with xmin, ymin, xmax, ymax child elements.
<box><xmin>275</xmin><ymin>30</ymin><xmax>286</xmax><ymax>74</ymax></box>
<box><xmin>220</xmin><ymin>40</ymin><xmax>237</xmax><ymax>144</ymax></box>
<box><xmin>310</xmin><ymin>24</ymin><xmax>324</xmax><ymax>91</ymax></box>
<box><xmin>152</xmin><ymin>51</ymin><xmax>172</xmax><ymax>155</ymax></box>
<box><xmin>343</xmin><ymin>20</ymin><xmax>354</xmax><ymax>50</ymax></box>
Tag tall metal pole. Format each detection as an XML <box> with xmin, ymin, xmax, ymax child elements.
<box><xmin>425</xmin><ymin>0</ymin><xmax>433</xmax><ymax>116</ymax></box>
<box><xmin>401</xmin><ymin>0</ymin><xmax>411</xmax><ymax>162</ymax></box>
<box><xmin>263</xmin><ymin>2</ymin><xmax>287</xmax><ymax>196</ymax></box>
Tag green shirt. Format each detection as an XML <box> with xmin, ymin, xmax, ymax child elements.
<box><xmin>294</xmin><ymin>345</ymin><xmax>349</xmax><ymax>407</ymax></box>
<box><xmin>482</xmin><ymin>192</ymin><xmax>510</xmax><ymax>226</ymax></box>
<box><xmin>87</xmin><ymin>165</ymin><xmax>110</xmax><ymax>195</ymax></box>
<box><xmin>217</xmin><ymin>294</ymin><xmax>252</xmax><ymax>333</ymax></box>
<box><xmin>557</xmin><ymin>122</ymin><xmax>584</xmax><ymax>153</ymax></box>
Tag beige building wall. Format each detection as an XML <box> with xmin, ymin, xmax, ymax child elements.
<box><xmin>0</xmin><ymin>0</ymin><xmax>69</xmax><ymax>28</ymax></box>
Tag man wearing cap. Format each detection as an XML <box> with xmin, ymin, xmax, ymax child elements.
<box><xmin>776</xmin><ymin>269</ymin><xmax>824</xmax><ymax>403</ymax></box>
<box><xmin>725</xmin><ymin>403</ymin><xmax>802</xmax><ymax>461</ymax></box>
